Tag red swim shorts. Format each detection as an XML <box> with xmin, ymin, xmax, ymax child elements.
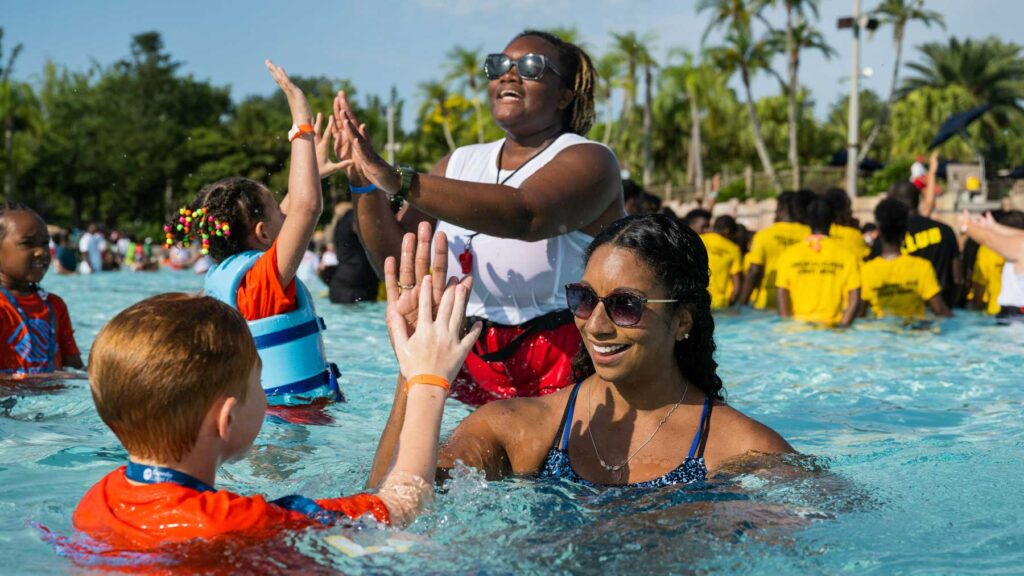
<box><xmin>450</xmin><ymin>312</ymin><xmax>581</xmax><ymax>406</ymax></box>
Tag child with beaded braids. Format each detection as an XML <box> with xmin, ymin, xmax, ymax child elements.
<box><xmin>165</xmin><ymin>61</ymin><xmax>349</xmax><ymax>405</ymax></box>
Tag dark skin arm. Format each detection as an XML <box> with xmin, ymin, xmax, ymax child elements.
<box><xmin>969</xmin><ymin>282</ymin><xmax>986</xmax><ymax>310</ymax></box>
<box><xmin>776</xmin><ymin>287</ymin><xmax>793</xmax><ymax>317</ymax></box>
<box><xmin>729</xmin><ymin>272</ymin><xmax>743</xmax><ymax>306</ymax></box>
<box><xmin>63</xmin><ymin>354</ymin><xmax>84</xmax><ymax>370</ymax></box>
<box><xmin>838</xmin><ymin>288</ymin><xmax>861</xmax><ymax>328</ymax></box>
<box><xmin>927</xmin><ymin>294</ymin><xmax>953</xmax><ymax>317</ymax></box>
<box><xmin>335</xmin><ymin>92</ymin><xmax>624</xmax><ymax>276</ymax></box>
<box><xmin>739</xmin><ymin>264</ymin><xmax>764</xmax><ymax>306</ymax></box>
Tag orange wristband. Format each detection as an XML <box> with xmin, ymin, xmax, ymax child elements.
<box><xmin>404</xmin><ymin>374</ymin><xmax>450</xmax><ymax>395</ymax></box>
<box><xmin>288</xmin><ymin>123</ymin><xmax>315</xmax><ymax>142</ymax></box>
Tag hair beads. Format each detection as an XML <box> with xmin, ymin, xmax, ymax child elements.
<box><xmin>164</xmin><ymin>207</ymin><xmax>231</xmax><ymax>255</ymax></box>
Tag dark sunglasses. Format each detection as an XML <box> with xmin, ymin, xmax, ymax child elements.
<box><xmin>565</xmin><ymin>283</ymin><xmax>678</xmax><ymax>327</ymax></box>
<box><xmin>483</xmin><ymin>53</ymin><xmax>564</xmax><ymax>81</ymax></box>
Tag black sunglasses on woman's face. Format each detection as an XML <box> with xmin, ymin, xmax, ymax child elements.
<box><xmin>483</xmin><ymin>53</ymin><xmax>564</xmax><ymax>81</ymax></box>
<box><xmin>565</xmin><ymin>283</ymin><xmax>678</xmax><ymax>327</ymax></box>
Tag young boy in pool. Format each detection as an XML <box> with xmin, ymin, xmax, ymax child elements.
<box><xmin>0</xmin><ymin>202</ymin><xmax>83</xmax><ymax>377</ymax></box>
<box><xmin>74</xmin><ymin>274</ymin><xmax>480</xmax><ymax>549</ymax></box>
<box><xmin>164</xmin><ymin>61</ymin><xmax>348</xmax><ymax>404</ymax></box>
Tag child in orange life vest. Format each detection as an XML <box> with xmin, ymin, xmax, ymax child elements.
<box><xmin>164</xmin><ymin>61</ymin><xmax>350</xmax><ymax>404</ymax></box>
<box><xmin>0</xmin><ymin>203</ymin><xmax>83</xmax><ymax>377</ymax></box>
<box><xmin>74</xmin><ymin>273</ymin><xmax>482</xmax><ymax>549</ymax></box>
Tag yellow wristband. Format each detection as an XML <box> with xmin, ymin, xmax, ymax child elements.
<box><xmin>404</xmin><ymin>374</ymin><xmax>450</xmax><ymax>395</ymax></box>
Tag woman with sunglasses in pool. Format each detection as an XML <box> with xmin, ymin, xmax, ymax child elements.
<box><xmin>333</xmin><ymin>31</ymin><xmax>625</xmax><ymax>406</ymax></box>
<box><xmin>370</xmin><ymin>215</ymin><xmax>793</xmax><ymax>488</ymax></box>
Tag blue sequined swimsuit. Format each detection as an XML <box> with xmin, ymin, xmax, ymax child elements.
<box><xmin>538</xmin><ymin>381</ymin><xmax>713</xmax><ymax>489</ymax></box>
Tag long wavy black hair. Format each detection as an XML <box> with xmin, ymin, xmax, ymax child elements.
<box><xmin>571</xmin><ymin>214</ymin><xmax>725</xmax><ymax>400</ymax></box>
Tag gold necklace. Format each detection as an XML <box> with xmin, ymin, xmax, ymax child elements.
<box><xmin>586</xmin><ymin>379</ymin><xmax>689</xmax><ymax>474</ymax></box>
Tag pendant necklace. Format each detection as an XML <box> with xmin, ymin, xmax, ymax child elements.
<box><xmin>587</xmin><ymin>378</ymin><xmax>690</xmax><ymax>475</ymax></box>
<box><xmin>458</xmin><ymin>135</ymin><xmax>562</xmax><ymax>275</ymax></box>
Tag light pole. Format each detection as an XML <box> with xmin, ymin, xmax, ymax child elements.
<box><xmin>838</xmin><ymin>2</ymin><xmax>878</xmax><ymax>198</ymax></box>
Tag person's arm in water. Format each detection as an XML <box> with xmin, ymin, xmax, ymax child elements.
<box><xmin>776</xmin><ymin>287</ymin><xmax>792</xmax><ymax>317</ymax></box>
<box><xmin>374</xmin><ymin>273</ymin><xmax>480</xmax><ymax>527</ymax></box>
<box><xmin>63</xmin><ymin>353</ymin><xmax>84</xmax><ymax>370</ymax></box>
<box><xmin>334</xmin><ymin>92</ymin><xmax>623</xmax><ymax>274</ymax></box>
<box><xmin>739</xmin><ymin>264</ymin><xmax>764</xmax><ymax>306</ymax></box>
<box><xmin>969</xmin><ymin>281</ymin><xmax>987</xmax><ymax>310</ymax></box>
<box><xmin>927</xmin><ymin>294</ymin><xmax>952</xmax><ymax>317</ymax></box>
<box><xmin>264</xmin><ymin>61</ymin><xmax>322</xmax><ymax>287</ymax></box>
<box><xmin>729</xmin><ymin>272</ymin><xmax>743</xmax><ymax>306</ymax></box>
<box><xmin>838</xmin><ymin>288</ymin><xmax>861</xmax><ymax>328</ymax></box>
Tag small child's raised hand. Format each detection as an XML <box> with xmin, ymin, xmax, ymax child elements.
<box><xmin>265</xmin><ymin>59</ymin><xmax>312</xmax><ymax>124</ymax></box>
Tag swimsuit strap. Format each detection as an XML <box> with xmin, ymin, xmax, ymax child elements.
<box><xmin>0</xmin><ymin>286</ymin><xmax>56</xmax><ymax>372</ymax></box>
<box><xmin>553</xmin><ymin>381</ymin><xmax>584</xmax><ymax>451</ymax></box>
<box><xmin>687</xmin><ymin>395</ymin><xmax>715</xmax><ymax>459</ymax></box>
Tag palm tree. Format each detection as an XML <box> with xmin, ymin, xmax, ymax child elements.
<box><xmin>858</xmin><ymin>0</ymin><xmax>945</xmax><ymax>162</ymax></box>
<box><xmin>706</xmin><ymin>27</ymin><xmax>783</xmax><ymax>193</ymax></box>
<box><xmin>761</xmin><ymin>0</ymin><xmax>835</xmax><ymax>189</ymax></box>
<box><xmin>900</xmin><ymin>36</ymin><xmax>1024</xmax><ymax>163</ymax></box>
<box><xmin>595</xmin><ymin>53</ymin><xmax>622</xmax><ymax>145</ymax></box>
<box><xmin>418</xmin><ymin>80</ymin><xmax>457</xmax><ymax>152</ymax></box>
<box><xmin>611</xmin><ymin>31</ymin><xmax>657</xmax><ymax>185</ymax></box>
<box><xmin>446</xmin><ymin>45</ymin><xmax>485</xmax><ymax>144</ymax></box>
<box><xmin>662</xmin><ymin>50</ymin><xmax>719</xmax><ymax>192</ymax></box>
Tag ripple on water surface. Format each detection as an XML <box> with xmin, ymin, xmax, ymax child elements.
<box><xmin>1</xmin><ymin>270</ymin><xmax>1022</xmax><ymax>574</ymax></box>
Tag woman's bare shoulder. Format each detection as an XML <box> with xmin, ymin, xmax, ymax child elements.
<box><xmin>703</xmin><ymin>402</ymin><xmax>794</xmax><ymax>472</ymax></box>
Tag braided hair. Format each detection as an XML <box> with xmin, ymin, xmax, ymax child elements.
<box><xmin>164</xmin><ymin>177</ymin><xmax>268</xmax><ymax>263</ymax></box>
<box><xmin>513</xmin><ymin>30</ymin><xmax>597</xmax><ymax>137</ymax></box>
<box><xmin>0</xmin><ymin>201</ymin><xmax>39</xmax><ymax>241</ymax></box>
<box><xmin>570</xmin><ymin>214</ymin><xmax>725</xmax><ymax>400</ymax></box>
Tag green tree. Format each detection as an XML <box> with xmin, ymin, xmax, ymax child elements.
<box><xmin>595</xmin><ymin>53</ymin><xmax>622</xmax><ymax>145</ymax></box>
<box><xmin>901</xmin><ymin>36</ymin><xmax>1024</xmax><ymax>165</ymax></box>
<box><xmin>761</xmin><ymin>0</ymin><xmax>835</xmax><ymax>188</ymax></box>
<box><xmin>446</xmin><ymin>45</ymin><xmax>485</xmax><ymax>144</ymax></box>
<box><xmin>859</xmin><ymin>0</ymin><xmax>945</xmax><ymax>163</ymax></box>
<box><xmin>0</xmin><ymin>28</ymin><xmax>39</xmax><ymax>202</ymax></box>
<box><xmin>704</xmin><ymin>16</ymin><xmax>783</xmax><ymax>192</ymax></box>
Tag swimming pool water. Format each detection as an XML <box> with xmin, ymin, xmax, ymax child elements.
<box><xmin>2</xmin><ymin>270</ymin><xmax>1022</xmax><ymax>574</ymax></box>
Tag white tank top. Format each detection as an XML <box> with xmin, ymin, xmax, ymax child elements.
<box><xmin>438</xmin><ymin>133</ymin><xmax>603</xmax><ymax>325</ymax></box>
<box><xmin>997</xmin><ymin>261</ymin><xmax>1024</xmax><ymax>307</ymax></box>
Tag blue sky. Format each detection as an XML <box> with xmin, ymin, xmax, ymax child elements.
<box><xmin>3</xmin><ymin>0</ymin><xmax>1017</xmax><ymax>128</ymax></box>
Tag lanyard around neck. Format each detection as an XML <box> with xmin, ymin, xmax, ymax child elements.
<box><xmin>125</xmin><ymin>461</ymin><xmax>215</xmax><ymax>493</ymax></box>
<box><xmin>495</xmin><ymin>135</ymin><xmax>561</xmax><ymax>186</ymax></box>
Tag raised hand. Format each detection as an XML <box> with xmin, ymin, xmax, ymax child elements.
<box><xmin>313</xmin><ymin>113</ymin><xmax>350</xmax><ymax>178</ymax></box>
<box><xmin>333</xmin><ymin>90</ymin><xmax>402</xmax><ymax>195</ymax></box>
<box><xmin>383</xmin><ymin>221</ymin><xmax>463</xmax><ymax>340</ymax></box>
<box><xmin>265</xmin><ymin>60</ymin><xmax>312</xmax><ymax>124</ymax></box>
<box><xmin>386</xmin><ymin>273</ymin><xmax>482</xmax><ymax>381</ymax></box>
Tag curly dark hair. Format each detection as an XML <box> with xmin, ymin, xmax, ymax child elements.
<box><xmin>0</xmin><ymin>201</ymin><xmax>40</xmax><ymax>241</ymax></box>
<box><xmin>570</xmin><ymin>214</ymin><xmax>725</xmax><ymax>400</ymax></box>
<box><xmin>165</xmin><ymin>177</ymin><xmax>269</xmax><ymax>263</ymax></box>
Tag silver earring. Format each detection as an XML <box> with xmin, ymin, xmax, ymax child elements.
<box><xmin>681</xmin><ymin>333</ymin><xmax>690</xmax><ymax>340</ymax></box>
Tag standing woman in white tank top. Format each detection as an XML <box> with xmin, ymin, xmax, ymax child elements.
<box><xmin>334</xmin><ymin>31</ymin><xmax>624</xmax><ymax>405</ymax></box>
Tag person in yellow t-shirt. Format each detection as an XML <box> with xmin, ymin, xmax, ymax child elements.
<box><xmin>860</xmin><ymin>199</ymin><xmax>951</xmax><ymax>320</ymax></box>
<box><xmin>825</xmin><ymin>188</ymin><xmax>870</xmax><ymax>259</ymax></box>
<box><xmin>776</xmin><ymin>196</ymin><xmax>861</xmax><ymax>327</ymax></box>
<box><xmin>701</xmin><ymin>216</ymin><xmax>743</xmax><ymax>308</ymax></box>
<box><xmin>739</xmin><ymin>191</ymin><xmax>811</xmax><ymax>309</ymax></box>
<box><xmin>971</xmin><ymin>244</ymin><xmax>1005</xmax><ymax>315</ymax></box>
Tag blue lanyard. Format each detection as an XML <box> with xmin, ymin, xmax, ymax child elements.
<box><xmin>0</xmin><ymin>285</ymin><xmax>56</xmax><ymax>372</ymax></box>
<box><xmin>125</xmin><ymin>461</ymin><xmax>215</xmax><ymax>493</ymax></box>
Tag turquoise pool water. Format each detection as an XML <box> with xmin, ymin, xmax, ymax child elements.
<box><xmin>2</xmin><ymin>269</ymin><xmax>1023</xmax><ymax>574</ymax></box>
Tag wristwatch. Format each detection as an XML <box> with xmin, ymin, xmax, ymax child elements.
<box><xmin>393</xmin><ymin>164</ymin><xmax>416</xmax><ymax>207</ymax></box>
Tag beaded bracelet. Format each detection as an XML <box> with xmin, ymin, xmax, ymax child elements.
<box><xmin>404</xmin><ymin>374</ymin><xmax>450</xmax><ymax>395</ymax></box>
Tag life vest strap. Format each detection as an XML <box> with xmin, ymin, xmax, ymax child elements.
<box><xmin>265</xmin><ymin>363</ymin><xmax>343</xmax><ymax>399</ymax></box>
<box><xmin>252</xmin><ymin>317</ymin><xmax>326</xmax><ymax>350</ymax></box>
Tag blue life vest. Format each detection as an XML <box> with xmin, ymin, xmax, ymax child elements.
<box><xmin>204</xmin><ymin>251</ymin><xmax>342</xmax><ymax>405</ymax></box>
